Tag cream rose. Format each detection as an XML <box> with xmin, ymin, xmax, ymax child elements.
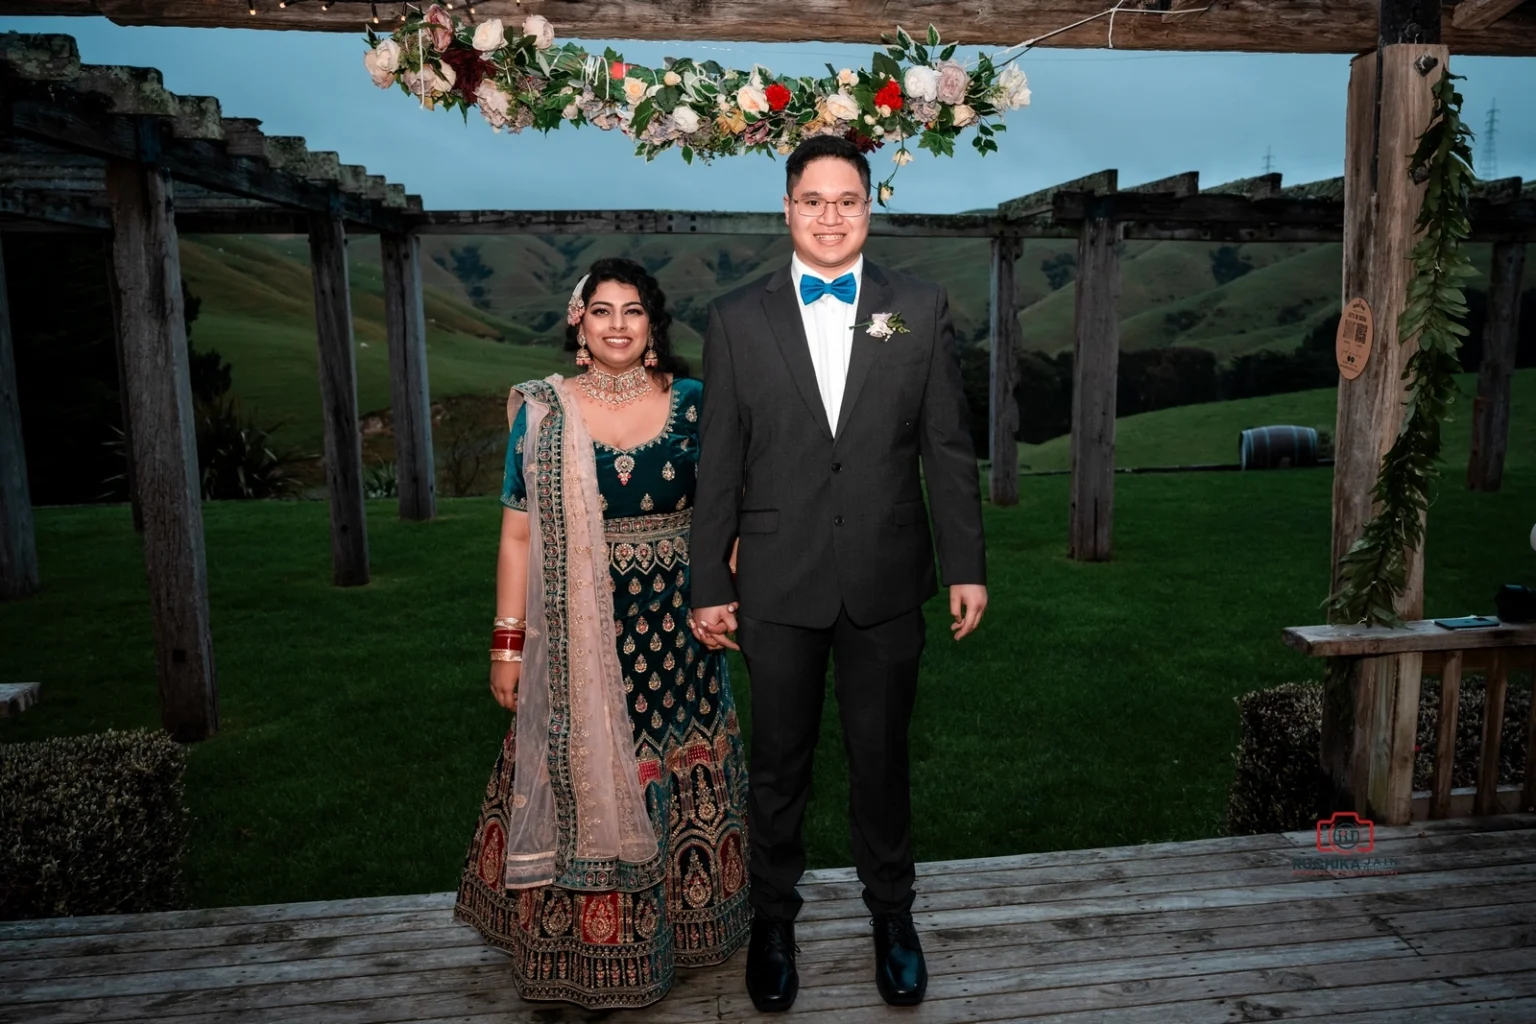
<box><xmin>997</xmin><ymin>67</ymin><xmax>1031</xmax><ymax>110</ymax></box>
<box><xmin>475</xmin><ymin>80</ymin><xmax>512</xmax><ymax>127</ymax></box>
<box><xmin>879</xmin><ymin>184</ymin><xmax>894</xmax><ymax>204</ymax></box>
<box><xmin>736</xmin><ymin>84</ymin><xmax>769</xmax><ymax>116</ymax></box>
<box><xmin>892</xmin><ymin>148</ymin><xmax>914</xmax><ymax>166</ymax></box>
<box><xmin>671</xmin><ymin>106</ymin><xmax>702</xmax><ymax>133</ymax></box>
<box><xmin>935</xmin><ymin>61</ymin><xmax>970</xmax><ymax>105</ymax></box>
<box><xmin>472</xmin><ymin>19</ymin><xmax>506</xmax><ymax>52</ymax></box>
<box><xmin>562</xmin><ymin>101</ymin><xmax>580</xmax><ymax>120</ymax></box>
<box><xmin>623</xmin><ymin>76</ymin><xmax>649</xmax><ymax>105</ymax></box>
<box><xmin>824</xmin><ymin>90</ymin><xmax>859</xmax><ymax>121</ymax></box>
<box><xmin>838</xmin><ymin>67</ymin><xmax>857</xmax><ymax>87</ymax></box>
<box><xmin>363</xmin><ymin>48</ymin><xmax>396</xmax><ymax>89</ymax></box>
<box><xmin>522</xmin><ymin>14</ymin><xmax>555</xmax><ymax>50</ymax></box>
<box><xmin>663</xmin><ymin>70</ymin><xmax>682</xmax><ymax>87</ymax></box>
<box><xmin>951</xmin><ymin>103</ymin><xmax>978</xmax><ymax>127</ymax></box>
<box><xmin>903</xmin><ymin>65</ymin><xmax>939</xmax><ymax>103</ymax></box>
<box><xmin>372</xmin><ymin>38</ymin><xmax>401</xmax><ymax>72</ymax></box>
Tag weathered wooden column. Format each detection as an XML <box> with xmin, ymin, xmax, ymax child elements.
<box><xmin>989</xmin><ymin>234</ymin><xmax>1021</xmax><ymax>507</ymax></box>
<box><xmin>1321</xmin><ymin>2</ymin><xmax>1446</xmax><ymax>824</ymax></box>
<box><xmin>105</xmin><ymin>151</ymin><xmax>218</xmax><ymax>741</ymax></box>
<box><xmin>1069</xmin><ymin>198</ymin><xmax>1120</xmax><ymax>561</ymax></box>
<box><xmin>0</xmin><ymin>241</ymin><xmax>40</xmax><ymax>600</ymax></box>
<box><xmin>380</xmin><ymin>231</ymin><xmax>436</xmax><ymax>521</ymax></box>
<box><xmin>308</xmin><ymin>205</ymin><xmax>370</xmax><ymax>586</ymax></box>
<box><xmin>104</xmin><ymin>245</ymin><xmax>145</xmax><ymax>534</ymax></box>
<box><xmin>1466</xmin><ymin>241</ymin><xmax>1525</xmax><ymax>492</ymax></box>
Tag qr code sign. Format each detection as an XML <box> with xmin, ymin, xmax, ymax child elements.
<box><xmin>1353</xmin><ymin>322</ymin><xmax>1368</xmax><ymax>342</ymax></box>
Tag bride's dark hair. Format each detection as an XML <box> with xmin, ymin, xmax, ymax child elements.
<box><xmin>564</xmin><ymin>258</ymin><xmax>691</xmax><ymax>384</ymax></box>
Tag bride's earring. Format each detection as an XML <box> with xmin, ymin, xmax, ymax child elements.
<box><xmin>643</xmin><ymin>334</ymin><xmax>658</xmax><ymax>369</ymax></box>
<box><xmin>576</xmin><ymin>332</ymin><xmax>592</xmax><ymax>367</ymax></box>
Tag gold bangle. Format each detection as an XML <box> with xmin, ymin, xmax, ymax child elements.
<box><xmin>490</xmin><ymin>649</ymin><xmax>523</xmax><ymax>663</ymax></box>
<box><xmin>494</xmin><ymin>616</ymin><xmax>527</xmax><ymax>630</ymax></box>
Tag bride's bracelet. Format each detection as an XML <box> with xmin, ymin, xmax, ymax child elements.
<box><xmin>490</xmin><ymin>649</ymin><xmax>523</xmax><ymax>663</ymax></box>
<box><xmin>493</xmin><ymin>616</ymin><xmax>526</xmax><ymax>630</ymax></box>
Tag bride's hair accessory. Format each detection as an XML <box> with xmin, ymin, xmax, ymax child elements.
<box><xmin>566</xmin><ymin>273</ymin><xmax>591</xmax><ymax>326</ymax></box>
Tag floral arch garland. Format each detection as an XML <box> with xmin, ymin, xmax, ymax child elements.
<box><xmin>364</xmin><ymin>7</ymin><xmax>1032</xmax><ymax>204</ymax></box>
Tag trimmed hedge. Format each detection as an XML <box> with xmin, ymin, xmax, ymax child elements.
<box><xmin>1227</xmin><ymin>676</ymin><xmax>1532</xmax><ymax>836</ymax></box>
<box><xmin>1</xmin><ymin>729</ymin><xmax>188</xmax><ymax>920</ymax></box>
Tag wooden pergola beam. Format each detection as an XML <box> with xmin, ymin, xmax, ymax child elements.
<box><xmin>1452</xmin><ymin>0</ymin><xmax>1529</xmax><ymax>30</ymax></box>
<box><xmin>10</xmin><ymin>0</ymin><xmax>1536</xmax><ymax>55</ymax></box>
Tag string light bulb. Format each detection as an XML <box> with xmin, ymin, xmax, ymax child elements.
<box><xmin>370</xmin><ymin>2</ymin><xmax>380</xmax><ymax>22</ymax></box>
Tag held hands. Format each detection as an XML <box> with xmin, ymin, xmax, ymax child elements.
<box><xmin>950</xmin><ymin>584</ymin><xmax>988</xmax><ymax>640</ymax></box>
<box><xmin>490</xmin><ymin>660</ymin><xmax>521</xmax><ymax>711</ymax></box>
<box><xmin>688</xmin><ymin>603</ymin><xmax>740</xmax><ymax>651</ymax></box>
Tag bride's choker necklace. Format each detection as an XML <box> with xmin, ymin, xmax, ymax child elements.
<box><xmin>577</xmin><ymin>364</ymin><xmax>653</xmax><ymax>407</ymax></box>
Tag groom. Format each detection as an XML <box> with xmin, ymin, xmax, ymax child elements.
<box><xmin>690</xmin><ymin>135</ymin><xmax>987</xmax><ymax>1011</ymax></box>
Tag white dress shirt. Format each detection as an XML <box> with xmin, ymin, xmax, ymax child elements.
<box><xmin>789</xmin><ymin>252</ymin><xmax>862</xmax><ymax>434</ymax></box>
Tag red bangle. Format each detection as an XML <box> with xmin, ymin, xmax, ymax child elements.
<box><xmin>492</xmin><ymin>629</ymin><xmax>525</xmax><ymax>652</ymax></box>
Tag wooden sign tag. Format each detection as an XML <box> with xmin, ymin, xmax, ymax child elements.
<box><xmin>1336</xmin><ymin>297</ymin><xmax>1374</xmax><ymax>380</ymax></box>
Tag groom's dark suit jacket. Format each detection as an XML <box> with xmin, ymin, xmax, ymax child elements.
<box><xmin>692</xmin><ymin>260</ymin><xmax>986</xmax><ymax>628</ymax></box>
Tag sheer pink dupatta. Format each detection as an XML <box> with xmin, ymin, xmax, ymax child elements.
<box><xmin>500</xmin><ymin>376</ymin><xmax>663</xmax><ymax>892</ymax></box>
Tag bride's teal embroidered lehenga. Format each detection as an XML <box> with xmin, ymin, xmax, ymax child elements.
<box><xmin>454</xmin><ymin>376</ymin><xmax>751</xmax><ymax>1009</ymax></box>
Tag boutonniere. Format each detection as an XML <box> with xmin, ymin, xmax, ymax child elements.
<box><xmin>852</xmin><ymin>311</ymin><xmax>909</xmax><ymax>340</ymax></box>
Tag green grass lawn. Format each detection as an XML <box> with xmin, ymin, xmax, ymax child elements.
<box><xmin>4</xmin><ymin>452</ymin><xmax>1532</xmax><ymax>909</ymax></box>
<box><xmin>1019</xmin><ymin>369</ymin><xmax>1536</xmax><ymax>473</ymax></box>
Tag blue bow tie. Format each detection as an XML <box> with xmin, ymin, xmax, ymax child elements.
<box><xmin>799</xmin><ymin>272</ymin><xmax>857</xmax><ymax>306</ymax></box>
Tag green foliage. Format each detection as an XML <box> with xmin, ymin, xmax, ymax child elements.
<box><xmin>1</xmin><ymin>730</ymin><xmax>188</xmax><ymax>920</ymax></box>
<box><xmin>365</xmin><ymin>460</ymin><xmax>400</xmax><ymax>499</ymax></box>
<box><xmin>1328</xmin><ymin>69</ymin><xmax>1478</xmax><ymax>627</ymax></box>
<box><xmin>195</xmin><ymin>398</ymin><xmax>300</xmax><ymax>501</ymax></box>
<box><xmin>1226</xmin><ymin>683</ymin><xmax>1326</xmax><ymax>835</ymax></box>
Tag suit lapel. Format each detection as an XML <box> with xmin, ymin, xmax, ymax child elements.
<box><xmin>762</xmin><ymin>266</ymin><xmax>833</xmax><ymax>439</ymax></box>
<box><xmin>835</xmin><ymin>261</ymin><xmax>895</xmax><ymax>439</ymax></box>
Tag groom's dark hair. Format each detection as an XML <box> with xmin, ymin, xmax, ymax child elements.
<box><xmin>785</xmin><ymin>136</ymin><xmax>871</xmax><ymax>196</ymax></box>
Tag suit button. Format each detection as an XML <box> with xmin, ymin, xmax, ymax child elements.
<box><xmin>831</xmin><ymin>462</ymin><xmax>842</xmax><ymax>473</ymax></box>
<box><xmin>834</xmin><ymin>515</ymin><xmax>844</xmax><ymax>526</ymax></box>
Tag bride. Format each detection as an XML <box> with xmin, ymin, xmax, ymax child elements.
<box><xmin>453</xmin><ymin>258</ymin><xmax>750</xmax><ymax>1008</ymax></box>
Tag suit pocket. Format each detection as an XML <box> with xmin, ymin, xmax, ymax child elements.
<box><xmin>893</xmin><ymin>499</ymin><xmax>926</xmax><ymax>528</ymax></box>
<box><xmin>739</xmin><ymin>509</ymin><xmax>779</xmax><ymax>534</ymax></box>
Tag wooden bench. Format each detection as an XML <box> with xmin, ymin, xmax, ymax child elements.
<box><xmin>1284</xmin><ymin>620</ymin><xmax>1536</xmax><ymax>822</ymax></box>
<box><xmin>0</xmin><ymin>682</ymin><xmax>39</xmax><ymax>717</ymax></box>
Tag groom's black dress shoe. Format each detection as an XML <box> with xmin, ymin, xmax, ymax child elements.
<box><xmin>746</xmin><ymin>914</ymin><xmax>798</xmax><ymax>1013</ymax></box>
<box><xmin>873</xmin><ymin>912</ymin><xmax>928</xmax><ymax>1006</ymax></box>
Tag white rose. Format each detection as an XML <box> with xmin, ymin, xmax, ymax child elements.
<box><xmin>671</xmin><ymin>106</ymin><xmax>702</xmax><ymax>133</ymax></box>
<box><xmin>522</xmin><ymin>14</ymin><xmax>555</xmax><ymax>50</ymax></box>
<box><xmin>562</xmin><ymin>101</ymin><xmax>580</xmax><ymax>120</ymax></box>
<box><xmin>892</xmin><ymin>148</ymin><xmax>914</xmax><ymax>166</ymax></box>
<box><xmin>663</xmin><ymin>70</ymin><xmax>681</xmax><ymax>87</ymax></box>
<box><xmin>997</xmin><ymin>67</ymin><xmax>1031</xmax><ymax>110</ymax></box>
<box><xmin>903</xmin><ymin>65</ymin><xmax>939</xmax><ymax>102</ymax></box>
<box><xmin>431</xmin><ymin>61</ymin><xmax>455</xmax><ymax>93</ymax></box>
<box><xmin>824</xmin><ymin>90</ymin><xmax>859</xmax><ymax>121</ymax></box>
<box><xmin>623</xmin><ymin>76</ymin><xmax>648</xmax><ymax>105</ymax></box>
<box><xmin>475</xmin><ymin>80</ymin><xmax>512</xmax><ymax>127</ymax></box>
<box><xmin>472</xmin><ymin>18</ymin><xmax>505</xmax><ymax>52</ymax></box>
<box><xmin>872</xmin><ymin>124</ymin><xmax>885</xmax><ymax>136</ymax></box>
<box><xmin>837</xmin><ymin>68</ymin><xmax>857</xmax><ymax>87</ymax></box>
<box><xmin>864</xmin><ymin>114</ymin><xmax>876</xmax><ymax>125</ymax></box>
<box><xmin>736</xmin><ymin>84</ymin><xmax>769</xmax><ymax>115</ymax></box>
<box><xmin>951</xmin><ymin>102</ymin><xmax>978</xmax><ymax>127</ymax></box>
<box><xmin>363</xmin><ymin>48</ymin><xmax>395</xmax><ymax>89</ymax></box>
<box><xmin>373</xmin><ymin>39</ymin><xmax>401</xmax><ymax>72</ymax></box>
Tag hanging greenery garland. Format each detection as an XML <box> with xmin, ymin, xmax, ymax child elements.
<box><xmin>1327</xmin><ymin>68</ymin><xmax>1476</xmax><ymax>628</ymax></box>
<box><xmin>363</xmin><ymin>7</ymin><xmax>1032</xmax><ymax>204</ymax></box>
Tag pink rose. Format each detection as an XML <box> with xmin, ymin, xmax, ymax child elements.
<box><xmin>363</xmin><ymin>47</ymin><xmax>396</xmax><ymax>89</ymax></box>
<box><xmin>423</xmin><ymin>4</ymin><xmax>454</xmax><ymax>51</ymax></box>
<box><xmin>935</xmin><ymin>61</ymin><xmax>970</xmax><ymax>105</ymax></box>
<box><xmin>522</xmin><ymin>14</ymin><xmax>555</xmax><ymax>50</ymax></box>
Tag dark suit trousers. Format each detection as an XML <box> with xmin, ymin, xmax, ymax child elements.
<box><xmin>737</xmin><ymin>607</ymin><xmax>926</xmax><ymax>921</ymax></box>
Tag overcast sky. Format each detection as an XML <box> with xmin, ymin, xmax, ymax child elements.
<box><xmin>3</xmin><ymin>15</ymin><xmax>1533</xmax><ymax>214</ymax></box>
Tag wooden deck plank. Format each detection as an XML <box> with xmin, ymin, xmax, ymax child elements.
<box><xmin>2</xmin><ymin>821</ymin><xmax>1530</xmax><ymax>1024</ymax></box>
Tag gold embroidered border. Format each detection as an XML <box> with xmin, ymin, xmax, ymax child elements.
<box><xmin>604</xmin><ymin>508</ymin><xmax>692</xmax><ymax>542</ymax></box>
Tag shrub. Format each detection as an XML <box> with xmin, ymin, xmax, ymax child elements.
<box><xmin>196</xmin><ymin>398</ymin><xmax>298</xmax><ymax>500</ymax></box>
<box><xmin>1227</xmin><ymin>682</ymin><xmax>1326</xmax><ymax>836</ymax></box>
<box><xmin>0</xmin><ymin>730</ymin><xmax>188</xmax><ymax>920</ymax></box>
<box><xmin>365</xmin><ymin>461</ymin><xmax>399</xmax><ymax>499</ymax></box>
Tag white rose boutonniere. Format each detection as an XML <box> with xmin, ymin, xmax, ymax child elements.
<box><xmin>852</xmin><ymin>312</ymin><xmax>909</xmax><ymax>340</ymax></box>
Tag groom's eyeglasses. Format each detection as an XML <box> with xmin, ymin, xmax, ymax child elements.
<box><xmin>790</xmin><ymin>195</ymin><xmax>871</xmax><ymax>219</ymax></box>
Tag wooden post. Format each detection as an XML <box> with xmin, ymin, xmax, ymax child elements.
<box><xmin>0</xmin><ymin>240</ymin><xmax>40</xmax><ymax>600</ymax></box>
<box><xmin>105</xmin><ymin>154</ymin><xmax>217</xmax><ymax>742</ymax></box>
<box><xmin>988</xmin><ymin>234</ymin><xmax>1021</xmax><ymax>507</ymax></box>
<box><xmin>308</xmin><ymin>207</ymin><xmax>370</xmax><ymax>587</ymax></box>
<box><xmin>104</xmin><ymin>244</ymin><xmax>145</xmax><ymax>534</ymax></box>
<box><xmin>380</xmin><ymin>231</ymin><xmax>435</xmax><ymax>521</ymax></box>
<box><xmin>1069</xmin><ymin>201</ymin><xmax>1120</xmax><ymax>561</ymax></box>
<box><xmin>1474</xmin><ymin>651</ymin><xmax>1508</xmax><ymax>815</ymax></box>
<box><xmin>1321</xmin><ymin>15</ymin><xmax>1446</xmax><ymax>824</ymax></box>
<box><xmin>1466</xmin><ymin>241</ymin><xmax>1524</xmax><ymax>492</ymax></box>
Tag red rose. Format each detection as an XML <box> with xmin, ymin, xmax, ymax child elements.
<box><xmin>441</xmin><ymin>46</ymin><xmax>486</xmax><ymax>98</ymax></box>
<box><xmin>874</xmin><ymin>80</ymin><xmax>903</xmax><ymax>111</ymax></box>
<box><xmin>610</xmin><ymin>60</ymin><xmax>628</xmax><ymax>79</ymax></box>
<box><xmin>765</xmin><ymin>82</ymin><xmax>792</xmax><ymax>111</ymax></box>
